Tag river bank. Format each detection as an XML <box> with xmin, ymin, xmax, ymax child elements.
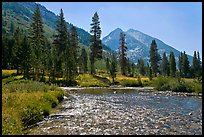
<box><xmin>25</xmin><ymin>87</ymin><xmax>202</xmax><ymax>135</ymax></box>
<box><xmin>60</xmin><ymin>86</ymin><xmax>202</xmax><ymax>97</ymax></box>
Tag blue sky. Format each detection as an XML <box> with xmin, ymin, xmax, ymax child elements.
<box><xmin>38</xmin><ymin>2</ymin><xmax>202</xmax><ymax>57</ymax></box>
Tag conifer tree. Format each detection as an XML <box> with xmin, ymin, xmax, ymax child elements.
<box><xmin>90</xmin><ymin>12</ymin><xmax>102</xmax><ymax>74</ymax></box>
<box><xmin>110</xmin><ymin>53</ymin><xmax>117</xmax><ymax>84</ymax></box>
<box><xmin>127</xmin><ymin>58</ymin><xmax>131</xmax><ymax>75</ymax></box>
<box><xmin>182</xmin><ymin>51</ymin><xmax>190</xmax><ymax>77</ymax></box>
<box><xmin>106</xmin><ymin>58</ymin><xmax>110</xmax><ymax>74</ymax></box>
<box><xmin>178</xmin><ymin>52</ymin><xmax>183</xmax><ymax>77</ymax></box>
<box><xmin>197</xmin><ymin>51</ymin><xmax>202</xmax><ymax>77</ymax></box>
<box><xmin>149</xmin><ymin>40</ymin><xmax>161</xmax><ymax>77</ymax></box>
<box><xmin>191</xmin><ymin>51</ymin><xmax>202</xmax><ymax>78</ymax></box>
<box><xmin>80</xmin><ymin>47</ymin><xmax>88</xmax><ymax>73</ymax></box>
<box><xmin>13</xmin><ymin>27</ymin><xmax>22</xmax><ymax>74</ymax></box>
<box><xmin>20</xmin><ymin>35</ymin><xmax>32</xmax><ymax>79</ymax></box>
<box><xmin>70</xmin><ymin>26</ymin><xmax>79</xmax><ymax>75</ymax></box>
<box><xmin>138</xmin><ymin>58</ymin><xmax>145</xmax><ymax>76</ymax></box>
<box><xmin>29</xmin><ymin>4</ymin><xmax>45</xmax><ymax>81</ymax></box>
<box><xmin>53</xmin><ymin>9</ymin><xmax>77</xmax><ymax>82</ymax></box>
<box><xmin>161</xmin><ymin>52</ymin><xmax>168</xmax><ymax>76</ymax></box>
<box><xmin>169</xmin><ymin>51</ymin><xmax>176</xmax><ymax>77</ymax></box>
<box><xmin>191</xmin><ymin>51</ymin><xmax>198</xmax><ymax>78</ymax></box>
<box><xmin>119</xmin><ymin>32</ymin><xmax>128</xmax><ymax>75</ymax></box>
<box><xmin>148</xmin><ymin>66</ymin><xmax>153</xmax><ymax>80</ymax></box>
<box><xmin>131</xmin><ymin>63</ymin><xmax>135</xmax><ymax>77</ymax></box>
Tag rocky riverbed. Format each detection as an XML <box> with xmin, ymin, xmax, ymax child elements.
<box><xmin>25</xmin><ymin>88</ymin><xmax>202</xmax><ymax>135</ymax></box>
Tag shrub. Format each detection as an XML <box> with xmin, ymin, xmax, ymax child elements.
<box><xmin>120</xmin><ymin>79</ymin><xmax>140</xmax><ymax>87</ymax></box>
<box><xmin>152</xmin><ymin>77</ymin><xmax>202</xmax><ymax>93</ymax></box>
<box><xmin>153</xmin><ymin>77</ymin><xmax>170</xmax><ymax>91</ymax></box>
<box><xmin>170</xmin><ymin>81</ymin><xmax>188</xmax><ymax>92</ymax></box>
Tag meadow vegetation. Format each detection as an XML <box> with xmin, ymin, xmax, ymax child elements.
<box><xmin>2</xmin><ymin>70</ymin><xmax>65</xmax><ymax>135</ymax></box>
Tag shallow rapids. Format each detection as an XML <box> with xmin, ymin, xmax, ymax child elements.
<box><xmin>25</xmin><ymin>88</ymin><xmax>202</xmax><ymax>135</ymax></box>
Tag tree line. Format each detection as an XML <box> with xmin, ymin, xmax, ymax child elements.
<box><xmin>114</xmin><ymin>33</ymin><xmax>202</xmax><ymax>81</ymax></box>
<box><xmin>2</xmin><ymin>4</ymin><xmax>117</xmax><ymax>84</ymax></box>
<box><xmin>2</xmin><ymin>4</ymin><xmax>202</xmax><ymax>85</ymax></box>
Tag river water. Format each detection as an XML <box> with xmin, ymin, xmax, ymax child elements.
<box><xmin>25</xmin><ymin>87</ymin><xmax>202</xmax><ymax>135</ymax></box>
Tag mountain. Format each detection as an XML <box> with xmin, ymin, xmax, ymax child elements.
<box><xmin>102</xmin><ymin>28</ymin><xmax>193</xmax><ymax>65</ymax></box>
<box><xmin>2</xmin><ymin>2</ymin><xmax>112</xmax><ymax>52</ymax></box>
<box><xmin>2</xmin><ymin>2</ymin><xmax>86</xmax><ymax>44</ymax></box>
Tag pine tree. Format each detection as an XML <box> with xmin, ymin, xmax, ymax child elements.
<box><xmin>149</xmin><ymin>40</ymin><xmax>161</xmax><ymax>77</ymax></box>
<box><xmin>53</xmin><ymin>9</ymin><xmax>68</xmax><ymax>78</ymax></box>
<box><xmin>20</xmin><ymin>35</ymin><xmax>32</xmax><ymax>79</ymax></box>
<box><xmin>127</xmin><ymin>58</ymin><xmax>131</xmax><ymax>75</ymax></box>
<box><xmin>29</xmin><ymin>4</ymin><xmax>45</xmax><ymax>81</ymax></box>
<box><xmin>53</xmin><ymin>9</ymin><xmax>77</xmax><ymax>82</ymax></box>
<box><xmin>110</xmin><ymin>53</ymin><xmax>117</xmax><ymax>84</ymax></box>
<box><xmin>90</xmin><ymin>12</ymin><xmax>102</xmax><ymax>74</ymax></box>
<box><xmin>167</xmin><ymin>61</ymin><xmax>170</xmax><ymax>77</ymax></box>
<box><xmin>6</xmin><ymin>35</ymin><xmax>15</xmax><ymax>69</ymax></box>
<box><xmin>191</xmin><ymin>51</ymin><xmax>198</xmax><ymax>78</ymax></box>
<box><xmin>169</xmin><ymin>51</ymin><xmax>176</xmax><ymax>77</ymax></box>
<box><xmin>2</xmin><ymin>35</ymin><xmax>11</xmax><ymax>69</ymax></box>
<box><xmin>119</xmin><ymin>32</ymin><xmax>128</xmax><ymax>75</ymax></box>
<box><xmin>131</xmin><ymin>63</ymin><xmax>135</xmax><ymax>77</ymax></box>
<box><xmin>197</xmin><ymin>51</ymin><xmax>202</xmax><ymax>77</ymax></box>
<box><xmin>161</xmin><ymin>52</ymin><xmax>168</xmax><ymax>76</ymax></box>
<box><xmin>80</xmin><ymin>47</ymin><xmax>88</xmax><ymax>73</ymax></box>
<box><xmin>178</xmin><ymin>52</ymin><xmax>183</xmax><ymax>77</ymax></box>
<box><xmin>106</xmin><ymin>58</ymin><xmax>110</xmax><ymax>74</ymax></box>
<box><xmin>148</xmin><ymin>66</ymin><xmax>153</xmax><ymax>80</ymax></box>
<box><xmin>43</xmin><ymin>38</ymin><xmax>52</xmax><ymax>81</ymax></box>
<box><xmin>13</xmin><ymin>27</ymin><xmax>22</xmax><ymax>74</ymax></box>
<box><xmin>182</xmin><ymin>51</ymin><xmax>190</xmax><ymax>77</ymax></box>
<box><xmin>138</xmin><ymin>58</ymin><xmax>145</xmax><ymax>76</ymax></box>
<box><xmin>70</xmin><ymin>26</ymin><xmax>79</xmax><ymax>75</ymax></box>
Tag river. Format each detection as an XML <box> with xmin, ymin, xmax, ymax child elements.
<box><xmin>25</xmin><ymin>87</ymin><xmax>202</xmax><ymax>135</ymax></box>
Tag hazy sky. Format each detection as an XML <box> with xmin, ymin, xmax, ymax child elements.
<box><xmin>38</xmin><ymin>2</ymin><xmax>202</xmax><ymax>57</ymax></box>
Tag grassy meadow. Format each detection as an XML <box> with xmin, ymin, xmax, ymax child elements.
<box><xmin>2</xmin><ymin>70</ymin><xmax>65</xmax><ymax>135</ymax></box>
<box><xmin>2</xmin><ymin>69</ymin><xmax>202</xmax><ymax>135</ymax></box>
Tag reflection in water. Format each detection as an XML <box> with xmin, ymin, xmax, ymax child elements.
<box><xmin>26</xmin><ymin>89</ymin><xmax>202</xmax><ymax>135</ymax></box>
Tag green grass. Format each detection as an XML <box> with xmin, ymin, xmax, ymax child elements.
<box><xmin>151</xmin><ymin>76</ymin><xmax>202</xmax><ymax>93</ymax></box>
<box><xmin>76</xmin><ymin>74</ymin><xmax>110</xmax><ymax>87</ymax></box>
<box><xmin>2</xmin><ymin>77</ymin><xmax>65</xmax><ymax>135</ymax></box>
<box><xmin>75</xmin><ymin>73</ymin><xmax>151</xmax><ymax>87</ymax></box>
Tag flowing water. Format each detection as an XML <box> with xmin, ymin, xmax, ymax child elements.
<box><xmin>25</xmin><ymin>87</ymin><xmax>202</xmax><ymax>135</ymax></box>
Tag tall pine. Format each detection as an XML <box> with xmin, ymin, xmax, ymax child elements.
<box><xmin>161</xmin><ymin>52</ymin><xmax>168</xmax><ymax>76</ymax></box>
<box><xmin>20</xmin><ymin>35</ymin><xmax>32</xmax><ymax>79</ymax></box>
<box><xmin>29</xmin><ymin>4</ymin><xmax>45</xmax><ymax>81</ymax></box>
<box><xmin>138</xmin><ymin>58</ymin><xmax>145</xmax><ymax>76</ymax></box>
<box><xmin>106</xmin><ymin>58</ymin><xmax>110</xmax><ymax>74</ymax></box>
<box><xmin>182</xmin><ymin>51</ymin><xmax>190</xmax><ymax>77</ymax></box>
<box><xmin>119</xmin><ymin>32</ymin><xmax>128</xmax><ymax>75</ymax></box>
<box><xmin>110</xmin><ymin>53</ymin><xmax>117</xmax><ymax>84</ymax></box>
<box><xmin>70</xmin><ymin>26</ymin><xmax>79</xmax><ymax>76</ymax></box>
<box><xmin>149</xmin><ymin>40</ymin><xmax>160</xmax><ymax>77</ymax></box>
<box><xmin>90</xmin><ymin>12</ymin><xmax>102</xmax><ymax>74</ymax></box>
<box><xmin>80</xmin><ymin>47</ymin><xmax>88</xmax><ymax>73</ymax></box>
<box><xmin>169</xmin><ymin>51</ymin><xmax>176</xmax><ymax>77</ymax></box>
<box><xmin>178</xmin><ymin>52</ymin><xmax>183</xmax><ymax>77</ymax></box>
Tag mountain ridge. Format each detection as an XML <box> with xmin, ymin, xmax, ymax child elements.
<box><xmin>102</xmin><ymin>28</ymin><xmax>193</xmax><ymax>65</ymax></box>
<box><xmin>2</xmin><ymin>2</ymin><xmax>112</xmax><ymax>52</ymax></box>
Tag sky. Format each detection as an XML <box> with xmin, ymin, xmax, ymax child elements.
<box><xmin>38</xmin><ymin>2</ymin><xmax>202</xmax><ymax>57</ymax></box>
